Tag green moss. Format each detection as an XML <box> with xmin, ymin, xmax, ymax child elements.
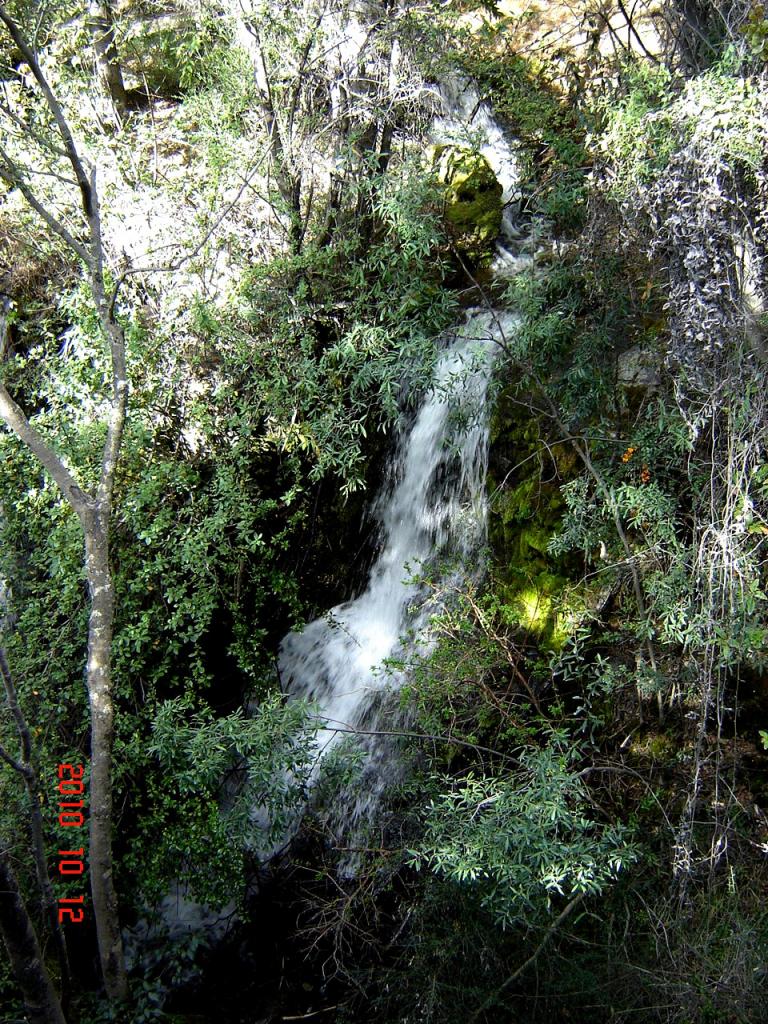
<box><xmin>488</xmin><ymin>392</ymin><xmax>583</xmax><ymax>650</ymax></box>
<box><xmin>495</xmin><ymin>569</ymin><xmax>584</xmax><ymax>651</ymax></box>
<box><xmin>630</xmin><ymin>732</ymin><xmax>678</xmax><ymax>762</ymax></box>
<box><xmin>430</xmin><ymin>145</ymin><xmax>502</xmax><ymax>261</ymax></box>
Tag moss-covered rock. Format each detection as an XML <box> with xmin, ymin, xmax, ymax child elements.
<box><xmin>430</xmin><ymin>145</ymin><xmax>503</xmax><ymax>262</ymax></box>
<box><xmin>488</xmin><ymin>390</ymin><xmax>584</xmax><ymax>649</ymax></box>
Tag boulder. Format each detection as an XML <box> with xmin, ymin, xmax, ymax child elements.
<box><xmin>617</xmin><ymin>346</ymin><xmax>661</xmax><ymax>392</ymax></box>
<box><xmin>430</xmin><ymin>145</ymin><xmax>503</xmax><ymax>261</ymax></box>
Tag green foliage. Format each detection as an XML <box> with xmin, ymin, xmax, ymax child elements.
<box><xmin>0</xmin><ymin>21</ymin><xmax>461</xmax><ymax>1004</ymax></box>
<box><xmin>602</xmin><ymin>52</ymin><xmax>766</xmax><ymax>198</ymax></box>
<box><xmin>489</xmin><ymin>385</ymin><xmax>585</xmax><ymax>647</ymax></box>
<box><xmin>0</xmin><ymin>954</ymin><xmax>24</xmax><ymax>1020</ymax></box>
<box><xmin>132</xmin><ymin>693</ymin><xmax>317</xmax><ymax>906</ymax></box>
<box><xmin>234</xmin><ymin>161</ymin><xmax>456</xmax><ymax>492</ymax></box>
<box><xmin>398</xmin><ymin>580</ymin><xmax>538</xmax><ymax>749</ymax></box>
<box><xmin>3</xmin><ymin>2</ymin><xmax>768</xmax><ymax>1020</ymax></box>
<box><xmin>410</xmin><ymin>743</ymin><xmax>638</xmax><ymax>929</ymax></box>
<box><xmin>177</xmin><ymin>46</ymin><xmax>262</xmax><ymax>163</ymax></box>
<box><xmin>743</xmin><ymin>3</ymin><xmax>768</xmax><ymax>60</ymax></box>
<box><xmin>685</xmin><ymin>51</ymin><xmax>767</xmax><ymax>167</ymax></box>
<box><xmin>120</xmin><ymin>5</ymin><xmax>235</xmax><ymax>97</ymax></box>
<box><xmin>500</xmin><ymin>258</ymin><xmax>626</xmax><ymax>423</ymax></box>
<box><xmin>600</xmin><ymin>61</ymin><xmax>679</xmax><ymax>196</ymax></box>
<box><xmin>459</xmin><ymin>44</ymin><xmax>589</xmax><ymax>231</ymax></box>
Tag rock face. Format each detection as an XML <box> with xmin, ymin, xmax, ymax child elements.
<box><xmin>488</xmin><ymin>394</ymin><xmax>583</xmax><ymax>650</ymax></box>
<box><xmin>617</xmin><ymin>346</ymin><xmax>661</xmax><ymax>393</ymax></box>
<box><xmin>431</xmin><ymin>145</ymin><xmax>503</xmax><ymax>261</ymax></box>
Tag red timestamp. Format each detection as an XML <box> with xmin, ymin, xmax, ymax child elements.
<box><xmin>56</xmin><ymin>764</ymin><xmax>87</xmax><ymax>924</ymax></box>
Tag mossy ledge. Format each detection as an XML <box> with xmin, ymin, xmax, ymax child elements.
<box><xmin>487</xmin><ymin>387</ymin><xmax>585</xmax><ymax>650</ymax></box>
<box><xmin>430</xmin><ymin>144</ymin><xmax>503</xmax><ymax>263</ymax></box>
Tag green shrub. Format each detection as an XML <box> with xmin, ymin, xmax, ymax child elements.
<box><xmin>410</xmin><ymin>743</ymin><xmax>638</xmax><ymax>930</ymax></box>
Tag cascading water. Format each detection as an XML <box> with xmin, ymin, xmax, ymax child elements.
<box><xmin>431</xmin><ymin>76</ymin><xmax>535</xmax><ymax>278</ymax></box>
<box><xmin>276</xmin><ymin>69</ymin><xmax>530</xmax><ymax>854</ymax></box>
<box><xmin>432</xmin><ymin>76</ymin><xmax>522</xmax><ymax>239</ymax></box>
<box><xmin>278</xmin><ymin>310</ymin><xmax>518</xmax><ymax>843</ymax></box>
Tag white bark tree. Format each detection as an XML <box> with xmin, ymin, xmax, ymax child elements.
<box><xmin>0</xmin><ymin>6</ymin><xmax>128</xmax><ymax>1002</ymax></box>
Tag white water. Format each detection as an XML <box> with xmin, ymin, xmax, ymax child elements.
<box><xmin>276</xmin><ymin>69</ymin><xmax>527</xmax><ymax>850</ymax></box>
<box><xmin>431</xmin><ymin>76</ymin><xmax>523</xmax><ymax>241</ymax></box>
<box><xmin>278</xmin><ymin>311</ymin><xmax>518</xmax><ymax>839</ymax></box>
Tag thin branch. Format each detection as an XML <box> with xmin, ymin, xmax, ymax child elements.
<box><xmin>0</xmin><ymin>90</ymin><xmax>72</xmax><ymax>162</ymax></box>
<box><xmin>0</xmin><ymin>149</ymin><xmax>90</xmax><ymax>261</ymax></box>
<box><xmin>0</xmin><ymin>4</ymin><xmax>93</xmax><ymax>217</ymax></box>
<box><xmin>107</xmin><ymin>147</ymin><xmax>272</xmax><ymax>315</ymax></box>
<box><xmin>615</xmin><ymin>0</ymin><xmax>659</xmax><ymax>60</ymax></box>
<box><xmin>0</xmin><ymin>741</ymin><xmax>27</xmax><ymax>776</ymax></box>
<box><xmin>315</xmin><ymin>715</ymin><xmax>515</xmax><ymax>761</ymax></box>
<box><xmin>0</xmin><ymin>300</ymin><xmax>90</xmax><ymax>512</ymax></box>
<box><xmin>469</xmin><ymin>893</ymin><xmax>585</xmax><ymax>1022</ymax></box>
<box><xmin>0</xmin><ymin>383</ymin><xmax>91</xmax><ymax>514</ymax></box>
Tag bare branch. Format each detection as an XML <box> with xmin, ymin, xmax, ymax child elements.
<box><xmin>0</xmin><ymin>305</ymin><xmax>88</xmax><ymax>518</ymax></box>
<box><xmin>0</xmin><ymin>381</ymin><xmax>91</xmax><ymax>515</ymax></box>
<box><xmin>0</xmin><ymin>89</ymin><xmax>72</xmax><ymax>162</ymax></box>
<box><xmin>0</xmin><ymin>740</ymin><xmax>27</xmax><ymax>776</ymax></box>
<box><xmin>316</xmin><ymin>715</ymin><xmax>514</xmax><ymax>762</ymax></box>
<box><xmin>107</xmin><ymin>147</ymin><xmax>272</xmax><ymax>314</ymax></box>
<box><xmin>0</xmin><ymin>148</ymin><xmax>90</xmax><ymax>262</ymax></box>
<box><xmin>469</xmin><ymin>894</ymin><xmax>585</xmax><ymax>1023</ymax></box>
<box><xmin>0</xmin><ymin>3</ymin><xmax>93</xmax><ymax>217</ymax></box>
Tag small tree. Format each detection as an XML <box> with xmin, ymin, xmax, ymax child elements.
<box><xmin>0</xmin><ymin>6</ymin><xmax>128</xmax><ymax>1001</ymax></box>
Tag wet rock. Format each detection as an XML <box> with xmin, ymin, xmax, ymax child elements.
<box><xmin>617</xmin><ymin>346</ymin><xmax>662</xmax><ymax>392</ymax></box>
<box><xmin>430</xmin><ymin>145</ymin><xmax>503</xmax><ymax>261</ymax></box>
<box><xmin>488</xmin><ymin>398</ymin><xmax>586</xmax><ymax>650</ymax></box>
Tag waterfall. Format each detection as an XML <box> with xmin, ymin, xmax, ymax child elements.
<box><xmin>275</xmin><ymin>69</ymin><xmax>528</xmax><ymax>854</ymax></box>
<box><xmin>431</xmin><ymin>75</ymin><xmax>523</xmax><ymax>240</ymax></box>
<box><xmin>278</xmin><ymin>310</ymin><xmax>518</xmax><ymax>844</ymax></box>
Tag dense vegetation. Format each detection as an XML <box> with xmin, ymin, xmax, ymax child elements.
<box><xmin>0</xmin><ymin>1</ymin><xmax>767</xmax><ymax>1022</ymax></box>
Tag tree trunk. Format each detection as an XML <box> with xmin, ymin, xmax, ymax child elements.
<box><xmin>0</xmin><ymin>10</ymin><xmax>129</xmax><ymax>1002</ymax></box>
<box><xmin>0</xmin><ymin>848</ymin><xmax>67</xmax><ymax>1024</ymax></box>
<box><xmin>88</xmin><ymin>1</ymin><xmax>127</xmax><ymax>118</ymax></box>
<box><xmin>671</xmin><ymin>0</ymin><xmax>716</xmax><ymax>70</ymax></box>
<box><xmin>0</xmin><ymin>383</ymin><xmax>129</xmax><ymax>1003</ymax></box>
<box><xmin>83</xmin><ymin>512</ymin><xmax>128</xmax><ymax>1003</ymax></box>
